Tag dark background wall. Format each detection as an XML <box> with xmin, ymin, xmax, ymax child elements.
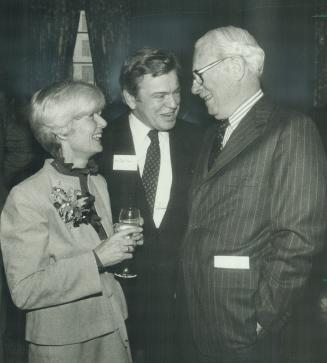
<box><xmin>101</xmin><ymin>0</ymin><xmax>319</xmax><ymax>123</ymax></box>
<box><xmin>0</xmin><ymin>0</ymin><xmax>323</xmax><ymax>120</ymax></box>
<box><xmin>130</xmin><ymin>1</ymin><xmax>317</xmax><ymax>120</ymax></box>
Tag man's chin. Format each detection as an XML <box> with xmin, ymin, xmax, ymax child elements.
<box><xmin>159</xmin><ymin>119</ymin><xmax>177</xmax><ymax>131</ymax></box>
<box><xmin>207</xmin><ymin>107</ymin><xmax>220</xmax><ymax>119</ymax></box>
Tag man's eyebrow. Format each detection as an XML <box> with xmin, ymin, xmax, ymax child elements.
<box><xmin>151</xmin><ymin>87</ymin><xmax>181</xmax><ymax>95</ymax></box>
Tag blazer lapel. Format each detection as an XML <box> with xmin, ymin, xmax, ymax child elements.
<box><xmin>111</xmin><ymin>116</ymin><xmax>146</xmax><ymax>218</ymax></box>
<box><xmin>117</xmin><ymin>116</ymin><xmax>157</xmax><ymax>227</ymax></box>
<box><xmin>196</xmin><ymin>97</ymin><xmax>275</xmax><ymax>189</ymax></box>
<box><xmin>113</xmin><ymin>116</ymin><xmax>135</xmax><ymax>155</ymax></box>
<box><xmin>159</xmin><ymin>122</ymin><xmax>192</xmax><ymax>229</ymax></box>
<box><xmin>167</xmin><ymin>129</ymin><xmax>179</xmax><ymax>203</ymax></box>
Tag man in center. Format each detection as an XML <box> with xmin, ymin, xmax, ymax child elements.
<box><xmin>97</xmin><ymin>48</ymin><xmax>203</xmax><ymax>363</ymax></box>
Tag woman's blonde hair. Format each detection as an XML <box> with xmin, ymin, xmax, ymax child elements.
<box><xmin>30</xmin><ymin>80</ymin><xmax>105</xmax><ymax>157</ymax></box>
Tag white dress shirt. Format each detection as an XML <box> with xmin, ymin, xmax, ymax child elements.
<box><xmin>129</xmin><ymin>114</ymin><xmax>172</xmax><ymax>228</ymax></box>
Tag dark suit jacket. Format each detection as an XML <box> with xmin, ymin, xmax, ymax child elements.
<box><xmin>96</xmin><ymin>113</ymin><xmax>203</xmax><ymax>359</ymax></box>
<box><xmin>181</xmin><ymin>97</ymin><xmax>327</xmax><ymax>360</ymax></box>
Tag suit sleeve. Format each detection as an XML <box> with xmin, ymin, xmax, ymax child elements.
<box><xmin>256</xmin><ymin>115</ymin><xmax>327</xmax><ymax>331</ymax></box>
<box><xmin>0</xmin><ymin>186</ymin><xmax>103</xmax><ymax>310</ymax></box>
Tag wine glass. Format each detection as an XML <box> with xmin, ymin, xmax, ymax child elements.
<box><xmin>114</xmin><ymin>207</ymin><xmax>141</xmax><ymax>279</ymax></box>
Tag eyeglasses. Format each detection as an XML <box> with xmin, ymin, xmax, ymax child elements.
<box><xmin>192</xmin><ymin>57</ymin><xmax>231</xmax><ymax>85</ymax></box>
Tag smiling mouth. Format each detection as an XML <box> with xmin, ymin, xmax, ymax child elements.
<box><xmin>93</xmin><ymin>133</ymin><xmax>102</xmax><ymax>141</ymax></box>
<box><xmin>161</xmin><ymin>112</ymin><xmax>176</xmax><ymax>118</ymax></box>
<box><xmin>202</xmin><ymin>95</ymin><xmax>211</xmax><ymax>102</ymax></box>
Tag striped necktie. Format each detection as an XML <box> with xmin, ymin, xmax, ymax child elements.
<box><xmin>208</xmin><ymin>119</ymin><xmax>229</xmax><ymax>170</ymax></box>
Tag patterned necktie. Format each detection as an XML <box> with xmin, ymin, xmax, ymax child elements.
<box><xmin>142</xmin><ymin>130</ymin><xmax>161</xmax><ymax>214</ymax></box>
<box><xmin>208</xmin><ymin>118</ymin><xmax>229</xmax><ymax>170</ymax></box>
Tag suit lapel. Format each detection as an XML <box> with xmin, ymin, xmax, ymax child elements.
<box><xmin>112</xmin><ymin>116</ymin><xmax>135</xmax><ymax>155</ymax></box>
<box><xmin>116</xmin><ymin>116</ymin><xmax>157</xmax><ymax>227</ymax></box>
<box><xmin>158</xmin><ymin>122</ymin><xmax>190</xmax><ymax>230</ymax></box>
<box><xmin>195</xmin><ymin>97</ymin><xmax>275</xmax><ymax>189</ymax></box>
<box><xmin>110</xmin><ymin>116</ymin><xmax>146</xmax><ymax>219</ymax></box>
<box><xmin>160</xmin><ymin>128</ymin><xmax>177</xmax><ymax>227</ymax></box>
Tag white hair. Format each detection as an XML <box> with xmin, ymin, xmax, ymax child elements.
<box><xmin>30</xmin><ymin>81</ymin><xmax>105</xmax><ymax>157</ymax></box>
<box><xmin>197</xmin><ymin>25</ymin><xmax>265</xmax><ymax>77</ymax></box>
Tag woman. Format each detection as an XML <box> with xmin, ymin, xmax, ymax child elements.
<box><xmin>0</xmin><ymin>81</ymin><xmax>142</xmax><ymax>363</ymax></box>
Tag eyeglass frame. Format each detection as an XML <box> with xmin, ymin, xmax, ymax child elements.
<box><xmin>192</xmin><ymin>57</ymin><xmax>232</xmax><ymax>85</ymax></box>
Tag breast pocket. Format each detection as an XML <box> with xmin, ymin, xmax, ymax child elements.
<box><xmin>226</xmin><ymin>174</ymin><xmax>262</xmax><ymax>187</ymax></box>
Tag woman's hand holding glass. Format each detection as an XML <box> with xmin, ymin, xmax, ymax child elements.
<box><xmin>114</xmin><ymin>207</ymin><xmax>143</xmax><ymax>278</ymax></box>
<box><xmin>94</xmin><ymin>225</ymin><xmax>143</xmax><ymax>267</ymax></box>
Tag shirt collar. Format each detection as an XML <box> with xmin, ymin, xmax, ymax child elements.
<box><xmin>129</xmin><ymin>113</ymin><xmax>169</xmax><ymax>147</ymax></box>
<box><xmin>228</xmin><ymin>89</ymin><xmax>264</xmax><ymax>131</ymax></box>
<box><xmin>129</xmin><ymin>113</ymin><xmax>152</xmax><ymax>147</ymax></box>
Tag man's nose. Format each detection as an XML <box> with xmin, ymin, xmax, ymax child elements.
<box><xmin>165</xmin><ymin>94</ymin><xmax>179</xmax><ymax>109</ymax></box>
<box><xmin>95</xmin><ymin>113</ymin><xmax>107</xmax><ymax>128</ymax></box>
<box><xmin>191</xmin><ymin>79</ymin><xmax>201</xmax><ymax>95</ymax></box>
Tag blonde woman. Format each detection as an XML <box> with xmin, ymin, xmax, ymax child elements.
<box><xmin>0</xmin><ymin>81</ymin><xmax>142</xmax><ymax>363</ymax></box>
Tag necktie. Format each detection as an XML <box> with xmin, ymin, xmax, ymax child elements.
<box><xmin>208</xmin><ymin>119</ymin><xmax>229</xmax><ymax>170</ymax></box>
<box><xmin>142</xmin><ymin>130</ymin><xmax>160</xmax><ymax>214</ymax></box>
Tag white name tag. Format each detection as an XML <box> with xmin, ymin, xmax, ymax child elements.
<box><xmin>214</xmin><ymin>256</ymin><xmax>250</xmax><ymax>269</ymax></box>
<box><xmin>113</xmin><ymin>155</ymin><xmax>137</xmax><ymax>171</ymax></box>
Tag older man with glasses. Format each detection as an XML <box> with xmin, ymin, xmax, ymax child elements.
<box><xmin>181</xmin><ymin>25</ymin><xmax>327</xmax><ymax>363</ymax></box>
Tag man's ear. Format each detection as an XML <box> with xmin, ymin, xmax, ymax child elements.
<box><xmin>229</xmin><ymin>56</ymin><xmax>246</xmax><ymax>81</ymax></box>
<box><xmin>122</xmin><ymin>90</ymin><xmax>137</xmax><ymax>110</ymax></box>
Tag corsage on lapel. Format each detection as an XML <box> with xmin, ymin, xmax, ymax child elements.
<box><xmin>50</xmin><ymin>186</ymin><xmax>99</xmax><ymax>227</ymax></box>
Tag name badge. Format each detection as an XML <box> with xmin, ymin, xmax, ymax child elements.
<box><xmin>214</xmin><ymin>256</ymin><xmax>250</xmax><ymax>269</ymax></box>
<box><xmin>113</xmin><ymin>155</ymin><xmax>137</xmax><ymax>171</ymax></box>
